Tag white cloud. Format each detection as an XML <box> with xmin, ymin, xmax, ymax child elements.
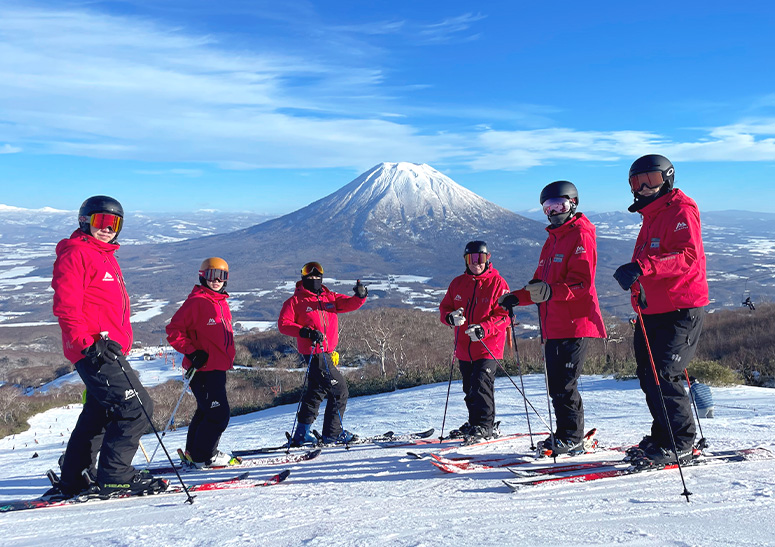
<box><xmin>0</xmin><ymin>5</ymin><xmax>774</xmax><ymax>176</ymax></box>
<box><xmin>0</xmin><ymin>144</ymin><xmax>21</xmax><ymax>154</ymax></box>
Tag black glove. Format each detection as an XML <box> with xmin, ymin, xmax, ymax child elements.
<box><xmin>299</xmin><ymin>327</ymin><xmax>325</xmax><ymax>344</ymax></box>
<box><xmin>498</xmin><ymin>293</ymin><xmax>520</xmax><ymax>312</ymax></box>
<box><xmin>613</xmin><ymin>262</ymin><xmax>643</xmax><ymax>291</ymax></box>
<box><xmin>83</xmin><ymin>338</ymin><xmax>122</xmax><ymax>366</ymax></box>
<box><xmin>353</xmin><ymin>280</ymin><xmax>368</xmax><ymax>299</ymax></box>
<box><xmin>186</xmin><ymin>349</ymin><xmax>209</xmax><ymax>369</ymax></box>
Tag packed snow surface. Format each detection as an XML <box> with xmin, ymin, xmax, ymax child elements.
<box><xmin>1</xmin><ymin>361</ymin><xmax>774</xmax><ymax>546</ymax></box>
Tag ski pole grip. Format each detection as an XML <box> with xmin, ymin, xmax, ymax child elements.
<box><xmin>634</xmin><ymin>282</ymin><xmax>648</xmax><ymax>310</ymax></box>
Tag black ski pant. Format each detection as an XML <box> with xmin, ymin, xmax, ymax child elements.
<box><xmin>634</xmin><ymin>307</ymin><xmax>704</xmax><ymax>452</ymax></box>
<box><xmin>186</xmin><ymin>370</ymin><xmax>230</xmax><ymax>463</ymax></box>
<box><xmin>458</xmin><ymin>358</ymin><xmax>497</xmax><ymax>434</ymax></box>
<box><xmin>297</xmin><ymin>353</ymin><xmax>349</xmax><ymax>438</ymax></box>
<box><xmin>59</xmin><ymin>355</ymin><xmax>152</xmax><ymax>492</ymax></box>
<box><xmin>544</xmin><ymin>338</ymin><xmax>588</xmax><ymax>444</ymax></box>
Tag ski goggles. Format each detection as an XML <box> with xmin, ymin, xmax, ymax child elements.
<box><xmin>89</xmin><ymin>213</ymin><xmax>122</xmax><ymax>232</ymax></box>
<box><xmin>542</xmin><ymin>197</ymin><xmax>572</xmax><ymax>216</ymax></box>
<box><xmin>629</xmin><ymin>171</ymin><xmax>665</xmax><ymax>194</ymax></box>
<box><xmin>200</xmin><ymin>268</ymin><xmax>229</xmax><ymax>281</ymax></box>
<box><xmin>301</xmin><ymin>261</ymin><xmax>324</xmax><ymax>277</ymax></box>
<box><xmin>465</xmin><ymin>252</ymin><xmax>490</xmax><ymax>265</ymax></box>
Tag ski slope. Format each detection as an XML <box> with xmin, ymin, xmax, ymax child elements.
<box><xmin>2</xmin><ymin>367</ymin><xmax>775</xmax><ymax>546</ymax></box>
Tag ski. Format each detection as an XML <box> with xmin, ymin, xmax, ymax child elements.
<box><xmin>145</xmin><ymin>448</ymin><xmax>321</xmax><ymax>475</ymax></box>
<box><xmin>0</xmin><ymin>470</ymin><xmax>290</xmax><ymax>513</ymax></box>
<box><xmin>233</xmin><ymin>428</ymin><xmax>435</xmax><ymax>456</ymax></box>
<box><xmin>431</xmin><ymin>453</ymin><xmax>532</xmax><ymax>473</ymax></box>
<box><xmin>408</xmin><ymin>431</ymin><xmax>549</xmax><ymax>460</ymax></box>
<box><xmin>502</xmin><ymin>447</ymin><xmax>774</xmax><ymax>491</ymax></box>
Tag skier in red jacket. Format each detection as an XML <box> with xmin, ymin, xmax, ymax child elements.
<box><xmin>48</xmin><ymin>196</ymin><xmax>164</xmax><ymax>499</ymax></box>
<box><xmin>613</xmin><ymin>154</ymin><xmax>709</xmax><ymax>465</ymax></box>
<box><xmin>278</xmin><ymin>262</ymin><xmax>367</xmax><ymax>445</ymax></box>
<box><xmin>439</xmin><ymin>241</ymin><xmax>511</xmax><ymax>441</ymax></box>
<box><xmin>498</xmin><ymin>181</ymin><xmax>606</xmax><ymax>455</ymax></box>
<box><xmin>166</xmin><ymin>257</ymin><xmax>236</xmax><ymax>468</ymax></box>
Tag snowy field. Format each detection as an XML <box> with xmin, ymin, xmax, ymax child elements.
<box><xmin>1</xmin><ymin>359</ymin><xmax>775</xmax><ymax>546</ymax></box>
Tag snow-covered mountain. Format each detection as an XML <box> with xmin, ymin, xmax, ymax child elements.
<box><xmin>111</xmin><ymin>162</ymin><xmax>564</xmax><ymax>328</ymax></box>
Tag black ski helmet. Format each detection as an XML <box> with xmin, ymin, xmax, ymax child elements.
<box><xmin>464</xmin><ymin>240</ymin><xmax>488</xmax><ymax>256</ymax></box>
<box><xmin>78</xmin><ymin>195</ymin><xmax>124</xmax><ymax>235</ymax></box>
<box><xmin>540</xmin><ymin>181</ymin><xmax>578</xmax><ymax>226</ymax></box>
<box><xmin>629</xmin><ymin>154</ymin><xmax>675</xmax><ymax>192</ymax></box>
<box><xmin>540</xmin><ymin>180</ymin><xmax>578</xmax><ymax>206</ymax></box>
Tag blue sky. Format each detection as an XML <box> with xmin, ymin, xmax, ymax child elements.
<box><xmin>1</xmin><ymin>0</ymin><xmax>774</xmax><ymax>214</ymax></box>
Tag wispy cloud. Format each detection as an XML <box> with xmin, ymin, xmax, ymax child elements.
<box><xmin>417</xmin><ymin>13</ymin><xmax>486</xmax><ymax>44</ymax></box>
<box><xmin>467</xmin><ymin>122</ymin><xmax>775</xmax><ymax>170</ymax></box>
<box><xmin>1</xmin><ymin>4</ymin><xmax>774</xmax><ymax>178</ymax></box>
<box><xmin>0</xmin><ymin>144</ymin><xmax>21</xmax><ymax>154</ymax></box>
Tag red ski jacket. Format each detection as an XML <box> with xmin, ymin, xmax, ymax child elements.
<box><xmin>439</xmin><ymin>265</ymin><xmax>511</xmax><ymax>361</ymax></box>
<box><xmin>166</xmin><ymin>285</ymin><xmax>235</xmax><ymax>372</ymax></box>
<box><xmin>628</xmin><ymin>189</ymin><xmax>709</xmax><ymax>314</ymax></box>
<box><xmin>511</xmin><ymin>214</ymin><xmax>606</xmax><ymax>340</ymax></box>
<box><xmin>52</xmin><ymin>230</ymin><xmax>132</xmax><ymax>364</ymax></box>
<box><xmin>278</xmin><ymin>281</ymin><xmax>365</xmax><ymax>354</ymax></box>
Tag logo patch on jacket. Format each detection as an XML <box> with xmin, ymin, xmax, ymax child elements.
<box><xmin>575</xmin><ymin>246</ymin><xmax>585</xmax><ymax>254</ymax></box>
<box><xmin>454</xmin><ymin>295</ymin><xmax>462</xmax><ymax>301</ymax></box>
<box><xmin>650</xmin><ymin>238</ymin><xmax>660</xmax><ymax>248</ymax></box>
<box><xmin>210</xmin><ymin>400</ymin><xmax>221</xmax><ymax>408</ymax></box>
<box><xmin>124</xmin><ymin>389</ymin><xmax>137</xmax><ymax>401</ymax></box>
<box><xmin>554</xmin><ymin>254</ymin><xmax>564</xmax><ymax>262</ymax></box>
<box><xmin>102</xmin><ymin>272</ymin><xmax>114</xmax><ymax>282</ymax></box>
<box><xmin>325</xmin><ymin>303</ymin><xmax>335</xmax><ymax>310</ymax></box>
<box><xmin>675</xmin><ymin>221</ymin><xmax>688</xmax><ymax>232</ymax></box>
<box><xmin>306</xmin><ymin>306</ymin><xmax>314</xmax><ymax>312</ymax></box>
<box><xmin>207</xmin><ymin>318</ymin><xmax>217</xmax><ymax>325</ymax></box>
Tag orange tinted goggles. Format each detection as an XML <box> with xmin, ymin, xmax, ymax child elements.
<box><xmin>90</xmin><ymin>213</ymin><xmax>122</xmax><ymax>232</ymax></box>
<box><xmin>301</xmin><ymin>261</ymin><xmax>324</xmax><ymax>276</ymax></box>
<box><xmin>465</xmin><ymin>252</ymin><xmax>490</xmax><ymax>265</ymax></box>
<box><xmin>629</xmin><ymin>171</ymin><xmax>664</xmax><ymax>194</ymax></box>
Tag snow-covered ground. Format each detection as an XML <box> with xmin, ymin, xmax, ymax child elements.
<box><xmin>2</xmin><ymin>359</ymin><xmax>775</xmax><ymax>546</ymax></box>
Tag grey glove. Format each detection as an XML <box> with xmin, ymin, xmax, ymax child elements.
<box><xmin>526</xmin><ymin>280</ymin><xmax>552</xmax><ymax>303</ymax></box>
<box><xmin>465</xmin><ymin>324</ymin><xmax>485</xmax><ymax>342</ymax></box>
<box><xmin>445</xmin><ymin>307</ymin><xmax>466</xmax><ymax>327</ymax></box>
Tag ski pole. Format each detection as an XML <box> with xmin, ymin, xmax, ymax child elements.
<box><xmin>286</xmin><ymin>351</ymin><xmax>315</xmax><ymax>454</ymax></box>
<box><xmin>631</xmin><ymin>284</ymin><xmax>693</xmax><ymax>502</ymax></box>
<box><xmin>321</xmin><ymin>347</ymin><xmax>350</xmax><ymax>448</ymax></box>
<box><xmin>100</xmin><ymin>333</ymin><xmax>195</xmax><ymax>504</ymax></box>
<box><xmin>536</xmin><ymin>308</ymin><xmax>557</xmax><ymax>459</ymax></box>
<box><xmin>148</xmin><ymin>368</ymin><xmax>196</xmax><ymax>463</ymax></box>
<box><xmin>507</xmin><ymin>308</ymin><xmax>535</xmax><ymax>449</ymax></box>
<box><xmin>478</xmin><ymin>337</ymin><xmax>554</xmax><ymax>432</ymax></box>
<box><xmin>138</xmin><ymin>440</ymin><xmax>150</xmax><ymax>463</ymax></box>
<box><xmin>683</xmin><ymin>369</ymin><xmax>707</xmax><ymax>449</ymax></box>
<box><xmin>439</xmin><ymin>324</ymin><xmax>461</xmax><ymax>441</ymax></box>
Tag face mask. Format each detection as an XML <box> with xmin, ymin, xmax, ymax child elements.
<box><xmin>302</xmin><ymin>277</ymin><xmax>323</xmax><ymax>294</ymax></box>
<box><xmin>548</xmin><ymin>211</ymin><xmax>573</xmax><ymax>227</ymax></box>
